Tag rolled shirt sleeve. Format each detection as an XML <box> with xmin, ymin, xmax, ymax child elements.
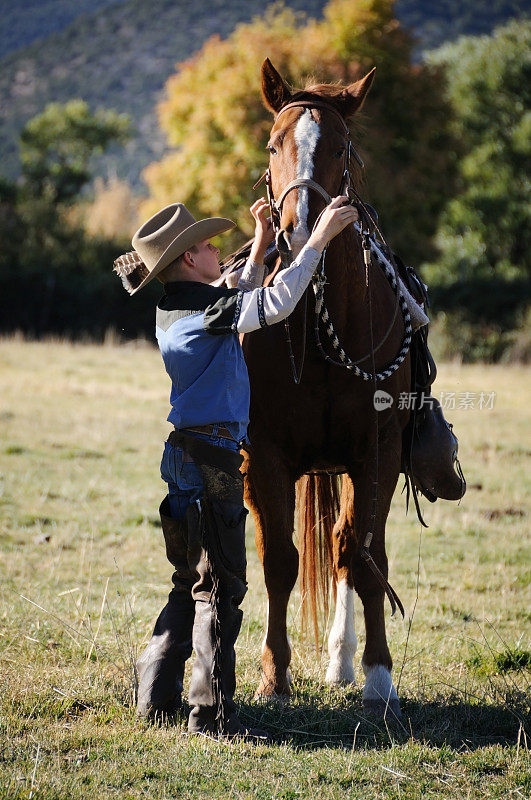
<box><xmin>203</xmin><ymin>244</ymin><xmax>321</xmax><ymax>335</ymax></box>
<box><xmin>235</xmin><ymin>259</ymin><xmax>267</xmax><ymax>292</ymax></box>
<box><xmin>218</xmin><ymin>259</ymin><xmax>266</xmax><ymax>290</ymax></box>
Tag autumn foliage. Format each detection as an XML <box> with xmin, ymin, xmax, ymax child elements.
<box><xmin>142</xmin><ymin>0</ymin><xmax>456</xmax><ymax>262</ymax></box>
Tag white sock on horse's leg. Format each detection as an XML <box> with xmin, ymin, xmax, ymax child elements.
<box><xmin>325</xmin><ymin>579</ymin><xmax>357</xmax><ymax>684</ymax></box>
<box><xmin>362</xmin><ymin>660</ymin><xmax>401</xmax><ymax>717</ymax></box>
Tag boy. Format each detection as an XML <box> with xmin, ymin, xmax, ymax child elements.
<box><xmin>114</xmin><ymin>196</ymin><xmax>358</xmax><ymax>738</ymax></box>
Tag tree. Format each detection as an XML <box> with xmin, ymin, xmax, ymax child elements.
<box><xmin>81</xmin><ymin>175</ymin><xmax>141</xmax><ymax>240</ymax></box>
<box><xmin>424</xmin><ymin>19</ymin><xmax>531</xmax><ymax>284</ymax></box>
<box><xmin>0</xmin><ymin>102</ymin><xmax>140</xmax><ymax>339</ymax></box>
<box><xmin>20</xmin><ymin>100</ymin><xmax>130</xmax><ymax>203</ymax></box>
<box><xmin>142</xmin><ymin>0</ymin><xmax>456</xmax><ymax>262</ymax></box>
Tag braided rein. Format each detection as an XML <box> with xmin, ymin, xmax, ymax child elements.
<box><xmin>311</xmin><ymin>233</ymin><xmax>412</xmax><ymax>382</ymax></box>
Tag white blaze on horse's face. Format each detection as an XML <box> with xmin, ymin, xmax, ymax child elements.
<box><xmin>291</xmin><ymin>110</ymin><xmax>321</xmax><ymax>258</ymax></box>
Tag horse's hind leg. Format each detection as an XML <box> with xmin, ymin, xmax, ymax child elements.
<box><xmin>351</xmin><ymin>433</ymin><xmax>402</xmax><ymax>719</ymax></box>
<box><xmin>326</xmin><ymin>476</ymin><xmax>358</xmax><ymax>685</ymax></box>
<box><xmin>244</xmin><ymin>447</ymin><xmax>297</xmax><ymax>698</ymax></box>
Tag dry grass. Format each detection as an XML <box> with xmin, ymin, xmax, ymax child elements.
<box><xmin>0</xmin><ymin>339</ymin><xmax>529</xmax><ymax>799</ymax></box>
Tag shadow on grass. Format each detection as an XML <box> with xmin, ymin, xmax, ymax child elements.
<box><xmin>117</xmin><ymin>672</ymin><xmax>529</xmax><ymax>751</ymax></box>
<box><xmin>234</xmin><ymin>685</ymin><xmax>529</xmax><ymax>750</ymax></box>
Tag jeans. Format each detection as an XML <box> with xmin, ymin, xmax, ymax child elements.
<box><xmin>160</xmin><ymin>427</ymin><xmax>241</xmax><ymax>520</ymax></box>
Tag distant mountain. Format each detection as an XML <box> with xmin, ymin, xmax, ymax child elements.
<box><xmin>0</xmin><ymin>0</ymin><xmax>527</xmax><ymax>189</ymax></box>
<box><xmin>0</xmin><ymin>0</ymin><xmax>128</xmax><ymax>57</ymax></box>
<box><xmin>0</xmin><ymin>0</ymin><xmax>330</xmax><ymax>187</ymax></box>
<box><xmin>398</xmin><ymin>0</ymin><xmax>528</xmax><ymax>51</ymax></box>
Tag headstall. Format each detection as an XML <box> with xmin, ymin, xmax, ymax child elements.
<box><xmin>263</xmin><ymin>99</ymin><xmax>412</xmax><ymax>385</ymax></box>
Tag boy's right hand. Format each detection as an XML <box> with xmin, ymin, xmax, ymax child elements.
<box><xmin>307</xmin><ymin>196</ymin><xmax>359</xmax><ymax>253</ymax></box>
<box><xmin>249</xmin><ymin>197</ymin><xmax>274</xmax><ymax>264</ymax></box>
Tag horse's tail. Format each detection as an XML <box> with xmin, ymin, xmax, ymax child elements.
<box><xmin>297</xmin><ymin>473</ymin><xmax>342</xmax><ymax>650</ymax></box>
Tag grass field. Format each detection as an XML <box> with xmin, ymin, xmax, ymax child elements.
<box><xmin>0</xmin><ymin>338</ymin><xmax>529</xmax><ymax>799</ymax></box>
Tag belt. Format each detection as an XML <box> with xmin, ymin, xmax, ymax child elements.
<box><xmin>176</xmin><ymin>424</ymin><xmax>235</xmax><ymax>441</ymax></box>
<box><xmin>168</xmin><ymin>429</ymin><xmax>244</xmax><ymax>478</ymax></box>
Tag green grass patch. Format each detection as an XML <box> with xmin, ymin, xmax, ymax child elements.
<box><xmin>494</xmin><ymin>648</ymin><xmax>531</xmax><ymax>673</ymax></box>
<box><xmin>0</xmin><ymin>342</ymin><xmax>529</xmax><ymax>799</ymax></box>
<box><xmin>467</xmin><ymin>647</ymin><xmax>531</xmax><ymax>676</ymax></box>
<box><xmin>4</xmin><ymin>444</ymin><xmax>26</xmax><ymax>455</ymax></box>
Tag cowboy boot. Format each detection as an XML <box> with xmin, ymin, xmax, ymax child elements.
<box><xmin>136</xmin><ymin>497</ymin><xmax>195</xmax><ymax>720</ymax></box>
<box><xmin>186</xmin><ymin>497</ymin><xmax>268</xmax><ymax>740</ymax></box>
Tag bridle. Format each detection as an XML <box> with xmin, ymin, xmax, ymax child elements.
<box><xmin>264</xmin><ymin>100</ymin><xmax>365</xmax><ymax>236</ymax></box>
<box><xmin>262</xmin><ymin>99</ymin><xmax>412</xmax><ymax>387</ymax></box>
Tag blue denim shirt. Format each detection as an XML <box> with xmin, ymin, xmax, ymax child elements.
<box><xmin>156</xmin><ymin>281</ymin><xmax>250</xmax><ymax>443</ymax></box>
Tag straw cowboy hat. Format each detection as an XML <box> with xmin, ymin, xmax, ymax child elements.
<box><xmin>113</xmin><ymin>203</ymin><xmax>235</xmax><ymax>295</ymax></box>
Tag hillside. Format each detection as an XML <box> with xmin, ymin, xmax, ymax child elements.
<box><xmin>398</xmin><ymin>0</ymin><xmax>528</xmax><ymax>50</ymax></box>
<box><xmin>0</xmin><ymin>0</ymin><xmax>329</xmax><ymax>187</ymax></box>
<box><xmin>0</xmin><ymin>0</ymin><xmax>127</xmax><ymax>57</ymax></box>
<box><xmin>0</xmin><ymin>0</ymin><xmax>527</xmax><ymax>189</ymax></box>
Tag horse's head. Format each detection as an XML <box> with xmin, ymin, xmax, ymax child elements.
<box><xmin>261</xmin><ymin>58</ymin><xmax>375</xmax><ymax>258</ymax></box>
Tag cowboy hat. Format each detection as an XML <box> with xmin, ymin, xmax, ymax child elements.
<box><xmin>113</xmin><ymin>203</ymin><xmax>235</xmax><ymax>295</ymax></box>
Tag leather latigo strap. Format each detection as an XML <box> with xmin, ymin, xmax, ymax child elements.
<box><xmin>360</xmin><ymin>544</ymin><xmax>405</xmax><ymax>618</ymax></box>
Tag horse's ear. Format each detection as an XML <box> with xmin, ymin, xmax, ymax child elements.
<box><xmin>339</xmin><ymin>67</ymin><xmax>376</xmax><ymax>118</ymax></box>
<box><xmin>261</xmin><ymin>58</ymin><xmax>292</xmax><ymax>114</ymax></box>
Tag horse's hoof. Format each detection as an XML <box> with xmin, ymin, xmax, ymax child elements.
<box><xmin>325</xmin><ymin>665</ymin><xmax>357</xmax><ymax>686</ymax></box>
<box><xmin>254</xmin><ymin>675</ymin><xmax>291</xmax><ymax>703</ymax></box>
<box><xmin>254</xmin><ymin>667</ymin><xmax>292</xmax><ymax>701</ymax></box>
<box><xmin>253</xmin><ymin>689</ymin><xmax>290</xmax><ymax>706</ymax></box>
<box><xmin>363</xmin><ymin>698</ymin><xmax>402</xmax><ymax>721</ymax></box>
<box><xmin>254</xmin><ymin>682</ymin><xmax>290</xmax><ymax>703</ymax></box>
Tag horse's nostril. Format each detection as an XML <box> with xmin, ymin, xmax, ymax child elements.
<box><xmin>277</xmin><ymin>228</ymin><xmax>292</xmax><ymax>254</ymax></box>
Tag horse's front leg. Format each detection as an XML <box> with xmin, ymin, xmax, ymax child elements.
<box><xmin>351</xmin><ymin>428</ymin><xmax>403</xmax><ymax>719</ymax></box>
<box><xmin>326</xmin><ymin>475</ymin><xmax>358</xmax><ymax>685</ymax></box>
<box><xmin>244</xmin><ymin>446</ymin><xmax>297</xmax><ymax>699</ymax></box>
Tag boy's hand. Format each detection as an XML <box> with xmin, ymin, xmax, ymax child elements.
<box><xmin>249</xmin><ymin>197</ymin><xmax>274</xmax><ymax>263</ymax></box>
<box><xmin>307</xmin><ymin>196</ymin><xmax>359</xmax><ymax>253</ymax></box>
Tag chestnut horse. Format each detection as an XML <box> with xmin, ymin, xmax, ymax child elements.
<box><xmin>242</xmin><ymin>59</ymin><xmax>411</xmax><ymax>718</ymax></box>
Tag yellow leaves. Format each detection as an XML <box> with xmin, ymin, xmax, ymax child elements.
<box><xmin>141</xmin><ymin>0</ymin><xmax>422</xmax><ymax>250</ymax></box>
<box><xmin>143</xmin><ymin>19</ymin><xmax>295</xmax><ymax>239</ymax></box>
<box><xmin>81</xmin><ymin>177</ymin><xmax>141</xmax><ymax>240</ymax></box>
<box><xmin>323</xmin><ymin>0</ymin><xmax>401</xmax><ymax>71</ymax></box>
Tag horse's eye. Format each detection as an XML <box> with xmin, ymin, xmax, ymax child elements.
<box><xmin>267</xmin><ymin>145</ymin><xmax>277</xmax><ymax>155</ymax></box>
<box><xmin>334</xmin><ymin>147</ymin><xmax>345</xmax><ymax>159</ymax></box>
